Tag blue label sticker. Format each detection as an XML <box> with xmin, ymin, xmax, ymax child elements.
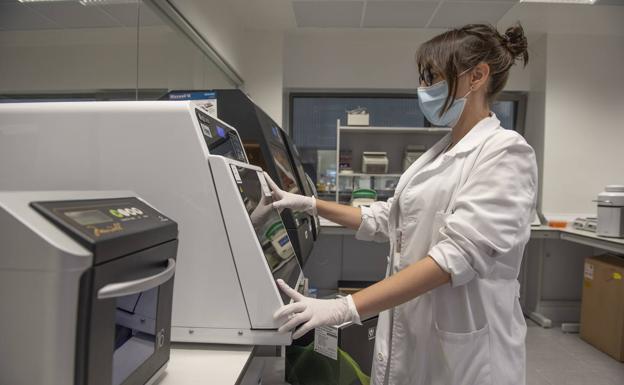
<box><xmin>167</xmin><ymin>91</ymin><xmax>216</xmax><ymax>100</ymax></box>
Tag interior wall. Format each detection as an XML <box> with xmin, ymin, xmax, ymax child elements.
<box><xmin>240</xmin><ymin>30</ymin><xmax>285</xmax><ymax>124</ymax></box>
<box><xmin>284</xmin><ymin>28</ymin><xmax>531</xmax><ymax>91</ymax></box>
<box><xmin>541</xmin><ymin>33</ymin><xmax>624</xmax><ymax>218</ymax></box>
<box><xmin>524</xmin><ymin>34</ymin><xmax>547</xmax><ymax>212</ymax></box>
<box><xmin>170</xmin><ymin>0</ymin><xmax>246</xmax><ymax>78</ymax></box>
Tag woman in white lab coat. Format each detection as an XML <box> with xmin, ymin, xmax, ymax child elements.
<box><xmin>268</xmin><ymin>23</ymin><xmax>537</xmax><ymax>385</ymax></box>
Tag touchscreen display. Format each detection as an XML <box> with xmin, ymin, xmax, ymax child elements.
<box><xmin>230</xmin><ymin>165</ymin><xmax>302</xmax><ymax>304</ymax></box>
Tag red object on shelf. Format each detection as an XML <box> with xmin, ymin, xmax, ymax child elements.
<box><xmin>548</xmin><ymin>220</ymin><xmax>568</xmax><ymax>228</ymax></box>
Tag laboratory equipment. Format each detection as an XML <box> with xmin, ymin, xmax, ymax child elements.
<box><xmin>0</xmin><ymin>191</ymin><xmax>178</xmax><ymax>385</ymax></box>
<box><xmin>162</xmin><ymin>89</ymin><xmax>319</xmax><ymax>268</ymax></box>
<box><xmin>351</xmin><ymin>189</ymin><xmax>377</xmax><ymax>208</ymax></box>
<box><xmin>346</xmin><ymin>106</ymin><xmax>370</xmax><ymax>126</ymax></box>
<box><xmin>0</xmin><ymin>101</ymin><xmax>302</xmax><ymax>345</ymax></box>
<box><xmin>339</xmin><ymin>150</ymin><xmax>354</xmax><ymax>173</ymax></box>
<box><xmin>573</xmin><ymin>217</ymin><xmax>598</xmax><ymax>232</ymax></box>
<box><xmin>362</xmin><ymin>152</ymin><xmax>389</xmax><ymax>174</ymax></box>
<box><xmin>402</xmin><ymin>144</ymin><xmax>427</xmax><ymax>171</ymax></box>
<box><xmin>596</xmin><ymin>185</ymin><xmax>624</xmax><ymax>238</ymax></box>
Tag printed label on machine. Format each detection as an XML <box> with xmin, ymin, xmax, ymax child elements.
<box><xmin>314</xmin><ymin>326</ymin><xmax>338</xmax><ymax>360</ymax></box>
<box><xmin>230</xmin><ymin>164</ymin><xmax>242</xmax><ymax>184</ymax></box>
<box><xmin>257</xmin><ymin>171</ymin><xmax>272</xmax><ymax>197</ymax></box>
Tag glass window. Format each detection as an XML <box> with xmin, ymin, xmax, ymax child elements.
<box><xmin>0</xmin><ymin>0</ymin><xmax>237</xmax><ymax>102</ymax></box>
<box><xmin>290</xmin><ymin>92</ymin><xmax>526</xmax><ymax>202</ymax></box>
<box><xmin>492</xmin><ymin>100</ymin><xmax>516</xmax><ymax>131</ymax></box>
<box><xmin>290</xmin><ymin>94</ymin><xmax>423</xmax><ymax>201</ymax></box>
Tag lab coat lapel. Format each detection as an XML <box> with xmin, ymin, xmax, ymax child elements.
<box><xmin>391</xmin><ymin>114</ymin><xmax>501</xmax><ymax>210</ymax></box>
<box><xmin>393</xmin><ymin>133</ymin><xmax>451</xmax><ymax>199</ymax></box>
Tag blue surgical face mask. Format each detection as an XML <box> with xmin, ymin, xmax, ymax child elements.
<box><xmin>417</xmin><ymin>76</ymin><xmax>472</xmax><ymax>127</ymax></box>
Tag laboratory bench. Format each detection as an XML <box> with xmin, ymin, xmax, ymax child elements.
<box><xmin>319</xmin><ymin>219</ymin><xmax>624</xmax><ymax>253</ymax></box>
<box><xmin>316</xmin><ymin>219</ymin><xmax>624</xmax><ymax>331</ymax></box>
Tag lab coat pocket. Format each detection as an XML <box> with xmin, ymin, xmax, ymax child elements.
<box><xmin>436</xmin><ymin>324</ymin><xmax>493</xmax><ymax>385</ymax></box>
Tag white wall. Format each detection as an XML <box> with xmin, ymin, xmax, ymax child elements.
<box><xmin>284</xmin><ymin>28</ymin><xmax>530</xmax><ymax>91</ymax></box>
<box><xmin>240</xmin><ymin>30</ymin><xmax>285</xmax><ymax>124</ymax></box>
<box><xmin>540</xmin><ymin>33</ymin><xmax>624</xmax><ymax>217</ymax></box>
<box><xmin>170</xmin><ymin>0</ymin><xmax>246</xmax><ymax>79</ymax></box>
<box><xmin>524</xmin><ymin>35</ymin><xmax>547</xmax><ymax>212</ymax></box>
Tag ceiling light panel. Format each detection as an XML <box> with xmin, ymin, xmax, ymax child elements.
<box><xmin>429</xmin><ymin>1</ymin><xmax>516</xmax><ymax>28</ymax></box>
<box><xmin>0</xmin><ymin>1</ymin><xmax>59</xmax><ymax>30</ymax></box>
<box><xmin>26</xmin><ymin>1</ymin><xmax>124</xmax><ymax>28</ymax></box>
<box><xmin>520</xmin><ymin>0</ymin><xmax>596</xmax><ymax>3</ymax></box>
<box><xmin>363</xmin><ymin>1</ymin><xmax>439</xmax><ymax>28</ymax></box>
<box><xmin>293</xmin><ymin>1</ymin><xmax>364</xmax><ymax>28</ymax></box>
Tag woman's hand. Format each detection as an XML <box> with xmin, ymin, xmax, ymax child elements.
<box><xmin>264</xmin><ymin>172</ymin><xmax>316</xmax><ymax>215</ymax></box>
<box><xmin>273</xmin><ymin>279</ymin><xmax>361</xmax><ymax>339</ymax></box>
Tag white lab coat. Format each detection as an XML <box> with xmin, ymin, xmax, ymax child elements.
<box><xmin>356</xmin><ymin>114</ymin><xmax>537</xmax><ymax>385</ymax></box>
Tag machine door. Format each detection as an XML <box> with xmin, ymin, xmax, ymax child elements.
<box><xmin>80</xmin><ymin>240</ymin><xmax>177</xmax><ymax>385</ymax></box>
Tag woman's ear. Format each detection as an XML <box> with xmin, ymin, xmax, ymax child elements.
<box><xmin>470</xmin><ymin>62</ymin><xmax>490</xmax><ymax>91</ymax></box>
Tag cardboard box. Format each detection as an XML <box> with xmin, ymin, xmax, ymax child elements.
<box><xmin>580</xmin><ymin>254</ymin><xmax>624</xmax><ymax>361</ymax></box>
<box><xmin>285</xmin><ymin>315</ymin><xmax>378</xmax><ymax>385</ymax></box>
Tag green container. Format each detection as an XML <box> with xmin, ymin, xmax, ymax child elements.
<box><xmin>265</xmin><ymin>221</ymin><xmax>285</xmax><ymax>239</ymax></box>
<box><xmin>285</xmin><ymin>310</ymin><xmax>378</xmax><ymax>385</ymax></box>
<box><xmin>351</xmin><ymin>189</ymin><xmax>377</xmax><ymax>201</ymax></box>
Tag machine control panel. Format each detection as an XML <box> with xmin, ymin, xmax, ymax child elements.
<box><xmin>195</xmin><ymin>109</ymin><xmax>247</xmax><ymax>163</ymax></box>
<box><xmin>31</xmin><ymin>197</ymin><xmax>177</xmax><ymax>264</ymax></box>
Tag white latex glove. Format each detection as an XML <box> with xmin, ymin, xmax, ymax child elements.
<box><xmin>273</xmin><ymin>279</ymin><xmax>361</xmax><ymax>339</ymax></box>
<box><xmin>263</xmin><ymin>172</ymin><xmax>316</xmax><ymax>215</ymax></box>
<box><xmin>249</xmin><ymin>195</ymin><xmax>274</xmax><ymax>226</ymax></box>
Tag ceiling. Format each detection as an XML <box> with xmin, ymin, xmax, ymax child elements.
<box><xmin>292</xmin><ymin>0</ymin><xmax>518</xmax><ymax>29</ymax></box>
<box><xmin>229</xmin><ymin>0</ymin><xmax>623</xmax><ymax>32</ymax></box>
<box><xmin>1</xmin><ymin>0</ymin><xmax>622</xmax><ymax>34</ymax></box>
<box><xmin>0</xmin><ymin>0</ymin><xmax>163</xmax><ymax>31</ymax></box>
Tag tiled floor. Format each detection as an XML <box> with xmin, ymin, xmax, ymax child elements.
<box><xmin>525</xmin><ymin>320</ymin><xmax>624</xmax><ymax>385</ymax></box>
<box><xmin>257</xmin><ymin>319</ymin><xmax>624</xmax><ymax>385</ymax></box>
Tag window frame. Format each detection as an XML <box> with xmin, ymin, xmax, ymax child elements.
<box><xmin>285</xmin><ymin>89</ymin><xmax>528</xmax><ymax>135</ymax></box>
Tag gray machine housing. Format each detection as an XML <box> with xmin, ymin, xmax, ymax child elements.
<box><xmin>0</xmin><ymin>101</ymin><xmax>301</xmax><ymax>345</ymax></box>
<box><xmin>0</xmin><ymin>190</ymin><xmax>171</xmax><ymax>385</ymax></box>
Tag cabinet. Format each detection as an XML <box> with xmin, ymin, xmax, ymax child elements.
<box><xmin>328</xmin><ymin>119</ymin><xmax>450</xmax><ymax>204</ymax></box>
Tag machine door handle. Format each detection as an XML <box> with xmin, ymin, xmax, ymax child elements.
<box><xmin>98</xmin><ymin>258</ymin><xmax>176</xmax><ymax>299</ymax></box>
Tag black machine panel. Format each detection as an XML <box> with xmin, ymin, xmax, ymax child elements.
<box><xmin>213</xmin><ymin>89</ymin><xmax>317</xmax><ymax>266</ymax></box>
<box><xmin>161</xmin><ymin>89</ymin><xmax>317</xmax><ymax>267</ymax></box>
<box><xmin>31</xmin><ymin>197</ymin><xmax>177</xmax><ymax>265</ymax></box>
<box><xmin>230</xmin><ymin>165</ymin><xmax>302</xmax><ymax>304</ymax></box>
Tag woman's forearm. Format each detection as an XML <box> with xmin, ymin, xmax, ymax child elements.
<box><xmin>352</xmin><ymin>256</ymin><xmax>451</xmax><ymax>319</ymax></box>
<box><xmin>315</xmin><ymin>199</ymin><xmax>362</xmax><ymax>230</ymax></box>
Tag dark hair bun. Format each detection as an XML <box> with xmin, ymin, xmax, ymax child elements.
<box><xmin>503</xmin><ymin>23</ymin><xmax>528</xmax><ymax>66</ymax></box>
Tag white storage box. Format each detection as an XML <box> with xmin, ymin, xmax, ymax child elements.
<box><xmin>347</xmin><ymin>107</ymin><xmax>370</xmax><ymax>126</ymax></box>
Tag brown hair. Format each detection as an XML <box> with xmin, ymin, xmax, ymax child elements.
<box><xmin>417</xmin><ymin>23</ymin><xmax>529</xmax><ymax>116</ymax></box>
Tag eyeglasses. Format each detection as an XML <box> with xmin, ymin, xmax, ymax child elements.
<box><xmin>418</xmin><ymin>68</ymin><xmax>438</xmax><ymax>87</ymax></box>
<box><xmin>418</xmin><ymin>67</ymin><xmax>473</xmax><ymax>87</ymax></box>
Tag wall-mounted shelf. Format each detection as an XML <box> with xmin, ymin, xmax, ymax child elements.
<box><xmin>339</xmin><ymin>126</ymin><xmax>450</xmax><ymax>134</ymax></box>
<box><xmin>333</xmin><ymin>119</ymin><xmax>442</xmax><ymax>203</ymax></box>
